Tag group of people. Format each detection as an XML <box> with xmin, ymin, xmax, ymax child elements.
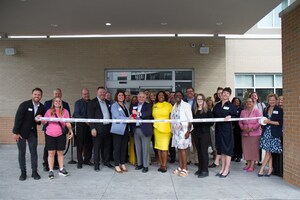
<box><xmin>12</xmin><ymin>86</ymin><xmax>284</xmax><ymax>181</ymax></box>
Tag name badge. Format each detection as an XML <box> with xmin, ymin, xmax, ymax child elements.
<box><xmin>273</xmin><ymin>110</ymin><xmax>279</xmax><ymax>114</ymax></box>
<box><xmin>28</xmin><ymin>108</ymin><xmax>33</xmax><ymax>111</ymax></box>
<box><xmin>223</xmin><ymin>106</ymin><xmax>229</xmax><ymax>110</ymax></box>
<box><xmin>118</xmin><ymin>108</ymin><xmax>122</xmax><ymax>111</ymax></box>
<box><xmin>133</xmin><ymin>106</ymin><xmax>138</xmax><ymax>110</ymax></box>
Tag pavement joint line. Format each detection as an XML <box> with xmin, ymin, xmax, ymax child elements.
<box><xmin>98</xmin><ymin>169</ymin><xmax>115</xmax><ymax>200</ymax></box>
<box><xmin>169</xmin><ymin>168</ymin><xmax>179</xmax><ymax>200</ymax></box>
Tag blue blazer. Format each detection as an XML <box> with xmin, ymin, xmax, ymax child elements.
<box><xmin>263</xmin><ymin>105</ymin><xmax>283</xmax><ymax>138</ymax></box>
<box><xmin>131</xmin><ymin>102</ymin><xmax>153</xmax><ymax>137</ymax></box>
<box><xmin>110</xmin><ymin>102</ymin><xmax>130</xmax><ymax>135</ymax></box>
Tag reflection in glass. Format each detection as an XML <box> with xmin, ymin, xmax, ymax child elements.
<box><xmin>175</xmin><ymin>71</ymin><xmax>192</xmax><ymax>80</ymax></box>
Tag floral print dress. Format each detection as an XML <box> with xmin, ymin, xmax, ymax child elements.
<box><xmin>171</xmin><ymin>104</ymin><xmax>191</xmax><ymax>149</ymax></box>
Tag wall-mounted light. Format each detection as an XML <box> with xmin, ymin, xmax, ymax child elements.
<box><xmin>5</xmin><ymin>48</ymin><xmax>17</xmax><ymax>56</ymax></box>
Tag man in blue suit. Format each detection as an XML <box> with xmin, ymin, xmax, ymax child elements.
<box><xmin>131</xmin><ymin>92</ymin><xmax>153</xmax><ymax>173</ymax></box>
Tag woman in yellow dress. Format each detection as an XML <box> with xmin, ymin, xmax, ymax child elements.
<box><xmin>152</xmin><ymin>91</ymin><xmax>173</xmax><ymax>173</ymax></box>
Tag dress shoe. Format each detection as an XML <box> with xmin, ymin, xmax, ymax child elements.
<box><xmin>198</xmin><ymin>171</ymin><xmax>209</xmax><ymax>178</ymax></box>
<box><xmin>219</xmin><ymin>171</ymin><xmax>230</xmax><ymax>178</ymax></box>
<box><xmin>19</xmin><ymin>172</ymin><xmax>27</xmax><ymax>181</ymax></box>
<box><xmin>208</xmin><ymin>163</ymin><xmax>218</xmax><ymax>168</ymax></box>
<box><xmin>94</xmin><ymin>166</ymin><xmax>100</xmax><ymax>172</ymax></box>
<box><xmin>265</xmin><ymin>169</ymin><xmax>273</xmax><ymax>177</ymax></box>
<box><xmin>135</xmin><ymin>165</ymin><xmax>143</xmax><ymax>170</ymax></box>
<box><xmin>114</xmin><ymin>167</ymin><xmax>123</xmax><ymax>173</ymax></box>
<box><xmin>243</xmin><ymin>166</ymin><xmax>250</xmax><ymax>170</ymax></box>
<box><xmin>246</xmin><ymin>168</ymin><xmax>254</xmax><ymax>172</ymax></box>
<box><xmin>215</xmin><ymin>172</ymin><xmax>222</xmax><ymax>176</ymax></box>
<box><xmin>31</xmin><ymin>171</ymin><xmax>41</xmax><ymax>180</ymax></box>
<box><xmin>77</xmin><ymin>164</ymin><xmax>83</xmax><ymax>169</ymax></box>
<box><xmin>160</xmin><ymin>168</ymin><xmax>167</xmax><ymax>173</ymax></box>
<box><xmin>142</xmin><ymin>167</ymin><xmax>148</xmax><ymax>173</ymax></box>
<box><xmin>104</xmin><ymin>163</ymin><xmax>114</xmax><ymax>168</ymax></box>
<box><xmin>43</xmin><ymin>165</ymin><xmax>49</xmax><ymax>172</ymax></box>
<box><xmin>194</xmin><ymin>170</ymin><xmax>200</xmax><ymax>176</ymax></box>
<box><xmin>84</xmin><ymin>161</ymin><xmax>94</xmax><ymax>166</ymax></box>
<box><xmin>158</xmin><ymin>168</ymin><xmax>163</xmax><ymax>172</ymax></box>
<box><xmin>121</xmin><ymin>165</ymin><xmax>128</xmax><ymax>172</ymax></box>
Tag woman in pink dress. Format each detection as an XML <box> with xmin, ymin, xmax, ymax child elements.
<box><xmin>239</xmin><ymin>98</ymin><xmax>262</xmax><ymax>172</ymax></box>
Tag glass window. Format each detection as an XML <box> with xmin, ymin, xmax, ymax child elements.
<box><xmin>175</xmin><ymin>82</ymin><xmax>193</xmax><ymax>94</ymax></box>
<box><xmin>276</xmin><ymin>88</ymin><xmax>283</xmax><ymax>96</ymax></box>
<box><xmin>175</xmin><ymin>71</ymin><xmax>192</xmax><ymax>80</ymax></box>
<box><xmin>275</xmin><ymin>75</ymin><xmax>282</xmax><ymax>87</ymax></box>
<box><xmin>259</xmin><ymin>12</ymin><xmax>273</xmax><ymax>27</ymax></box>
<box><xmin>235</xmin><ymin>75</ymin><xmax>254</xmax><ymax>87</ymax></box>
<box><xmin>255</xmin><ymin>75</ymin><xmax>274</xmax><ymax>87</ymax></box>
<box><xmin>235</xmin><ymin>88</ymin><xmax>253</xmax><ymax>102</ymax></box>
<box><xmin>146</xmin><ymin>71</ymin><xmax>172</xmax><ymax>80</ymax></box>
<box><xmin>256</xmin><ymin>89</ymin><xmax>274</xmax><ymax>103</ymax></box>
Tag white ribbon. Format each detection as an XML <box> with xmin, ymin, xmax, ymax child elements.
<box><xmin>36</xmin><ymin>117</ymin><xmax>262</xmax><ymax>123</ymax></box>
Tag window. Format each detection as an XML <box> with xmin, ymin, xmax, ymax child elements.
<box><xmin>258</xmin><ymin>0</ymin><xmax>289</xmax><ymax>28</ymax></box>
<box><xmin>235</xmin><ymin>74</ymin><xmax>282</xmax><ymax>103</ymax></box>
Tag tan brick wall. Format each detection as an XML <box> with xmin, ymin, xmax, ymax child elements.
<box><xmin>281</xmin><ymin>4</ymin><xmax>300</xmax><ymax>188</ymax></box>
<box><xmin>0</xmin><ymin>37</ymin><xmax>226</xmax><ymax>143</ymax></box>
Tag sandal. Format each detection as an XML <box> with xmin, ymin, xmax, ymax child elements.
<box><xmin>179</xmin><ymin>169</ymin><xmax>188</xmax><ymax>177</ymax></box>
<box><xmin>173</xmin><ymin>167</ymin><xmax>182</xmax><ymax>175</ymax></box>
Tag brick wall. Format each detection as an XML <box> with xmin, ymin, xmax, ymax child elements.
<box><xmin>0</xmin><ymin>37</ymin><xmax>226</xmax><ymax>143</ymax></box>
<box><xmin>281</xmin><ymin>3</ymin><xmax>300</xmax><ymax>188</ymax></box>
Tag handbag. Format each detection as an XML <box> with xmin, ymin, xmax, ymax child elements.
<box><xmin>54</xmin><ymin>113</ymin><xmax>69</xmax><ymax>135</ymax></box>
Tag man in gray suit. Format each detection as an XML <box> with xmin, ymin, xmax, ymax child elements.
<box><xmin>131</xmin><ymin>92</ymin><xmax>153</xmax><ymax>173</ymax></box>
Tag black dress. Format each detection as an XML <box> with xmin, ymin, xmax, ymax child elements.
<box><xmin>213</xmin><ymin>101</ymin><xmax>237</xmax><ymax>156</ymax></box>
<box><xmin>232</xmin><ymin>107</ymin><xmax>243</xmax><ymax>160</ymax></box>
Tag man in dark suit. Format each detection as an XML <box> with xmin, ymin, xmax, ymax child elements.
<box><xmin>73</xmin><ymin>88</ymin><xmax>93</xmax><ymax>168</ymax></box>
<box><xmin>12</xmin><ymin>88</ymin><xmax>46</xmax><ymax>181</ymax></box>
<box><xmin>131</xmin><ymin>91</ymin><xmax>153</xmax><ymax>173</ymax></box>
<box><xmin>88</xmin><ymin>87</ymin><xmax>113</xmax><ymax>171</ymax></box>
<box><xmin>42</xmin><ymin>88</ymin><xmax>71</xmax><ymax>171</ymax></box>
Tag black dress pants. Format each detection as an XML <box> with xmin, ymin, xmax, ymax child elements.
<box><xmin>76</xmin><ymin>123</ymin><xmax>93</xmax><ymax>165</ymax></box>
<box><xmin>113</xmin><ymin>132</ymin><xmax>129</xmax><ymax>166</ymax></box>
<box><xmin>93</xmin><ymin>125</ymin><xmax>112</xmax><ymax>166</ymax></box>
<box><xmin>17</xmin><ymin>131</ymin><xmax>38</xmax><ymax>173</ymax></box>
<box><xmin>196</xmin><ymin>133</ymin><xmax>210</xmax><ymax>173</ymax></box>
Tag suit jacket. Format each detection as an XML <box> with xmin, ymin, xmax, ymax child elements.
<box><xmin>12</xmin><ymin>100</ymin><xmax>45</xmax><ymax>139</ymax></box>
<box><xmin>131</xmin><ymin>102</ymin><xmax>153</xmax><ymax>137</ymax></box>
<box><xmin>263</xmin><ymin>105</ymin><xmax>283</xmax><ymax>138</ymax></box>
<box><xmin>73</xmin><ymin>98</ymin><xmax>90</xmax><ymax>118</ymax></box>
<box><xmin>87</xmin><ymin>97</ymin><xmax>111</xmax><ymax>134</ymax></box>
<box><xmin>110</xmin><ymin>102</ymin><xmax>130</xmax><ymax>135</ymax></box>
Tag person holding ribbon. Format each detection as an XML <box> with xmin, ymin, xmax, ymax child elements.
<box><xmin>258</xmin><ymin>94</ymin><xmax>283</xmax><ymax>177</ymax></box>
<box><xmin>213</xmin><ymin>87</ymin><xmax>237</xmax><ymax>178</ymax></box>
<box><xmin>239</xmin><ymin>98</ymin><xmax>262</xmax><ymax>172</ymax></box>
<box><xmin>152</xmin><ymin>91</ymin><xmax>173</xmax><ymax>173</ymax></box>
<box><xmin>42</xmin><ymin>97</ymin><xmax>73</xmax><ymax>179</ymax></box>
<box><xmin>171</xmin><ymin>91</ymin><xmax>193</xmax><ymax>177</ymax></box>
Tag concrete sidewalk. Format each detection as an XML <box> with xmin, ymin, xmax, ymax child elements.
<box><xmin>0</xmin><ymin>144</ymin><xmax>299</xmax><ymax>200</ymax></box>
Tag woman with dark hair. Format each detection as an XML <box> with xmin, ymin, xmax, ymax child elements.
<box><xmin>258</xmin><ymin>94</ymin><xmax>283</xmax><ymax>177</ymax></box>
<box><xmin>110</xmin><ymin>91</ymin><xmax>131</xmax><ymax>173</ymax></box>
<box><xmin>231</xmin><ymin>97</ymin><xmax>243</xmax><ymax>162</ymax></box>
<box><xmin>171</xmin><ymin>91</ymin><xmax>193</xmax><ymax>177</ymax></box>
<box><xmin>152</xmin><ymin>91</ymin><xmax>173</xmax><ymax>172</ymax></box>
<box><xmin>213</xmin><ymin>87</ymin><xmax>237</xmax><ymax>178</ymax></box>
<box><xmin>193</xmin><ymin>94</ymin><xmax>214</xmax><ymax>178</ymax></box>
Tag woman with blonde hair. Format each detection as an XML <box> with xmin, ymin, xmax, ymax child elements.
<box><xmin>42</xmin><ymin>97</ymin><xmax>73</xmax><ymax>179</ymax></box>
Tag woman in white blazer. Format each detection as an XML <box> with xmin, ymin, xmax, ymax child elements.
<box><xmin>110</xmin><ymin>91</ymin><xmax>131</xmax><ymax>173</ymax></box>
<box><xmin>171</xmin><ymin>91</ymin><xmax>193</xmax><ymax>177</ymax></box>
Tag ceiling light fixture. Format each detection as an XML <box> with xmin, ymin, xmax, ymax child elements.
<box><xmin>105</xmin><ymin>23</ymin><xmax>112</xmax><ymax>26</ymax></box>
<box><xmin>160</xmin><ymin>22</ymin><xmax>168</xmax><ymax>26</ymax></box>
<box><xmin>51</xmin><ymin>24</ymin><xmax>58</xmax><ymax>27</ymax></box>
<box><xmin>216</xmin><ymin>22</ymin><xmax>223</xmax><ymax>26</ymax></box>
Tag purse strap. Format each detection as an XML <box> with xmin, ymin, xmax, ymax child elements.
<box><xmin>54</xmin><ymin>113</ymin><xmax>64</xmax><ymax>131</ymax></box>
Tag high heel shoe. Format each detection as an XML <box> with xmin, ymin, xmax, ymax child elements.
<box><xmin>120</xmin><ymin>165</ymin><xmax>128</xmax><ymax>172</ymax></box>
<box><xmin>219</xmin><ymin>171</ymin><xmax>230</xmax><ymax>178</ymax></box>
<box><xmin>257</xmin><ymin>172</ymin><xmax>264</xmax><ymax>177</ymax></box>
<box><xmin>265</xmin><ymin>168</ymin><xmax>273</xmax><ymax>177</ymax></box>
<box><xmin>115</xmin><ymin>167</ymin><xmax>123</xmax><ymax>173</ymax></box>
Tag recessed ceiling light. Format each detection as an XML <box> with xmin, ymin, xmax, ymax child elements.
<box><xmin>105</xmin><ymin>23</ymin><xmax>112</xmax><ymax>26</ymax></box>
<box><xmin>20</xmin><ymin>0</ymin><xmax>27</xmax><ymax>2</ymax></box>
<box><xmin>161</xmin><ymin>22</ymin><xmax>168</xmax><ymax>26</ymax></box>
<box><xmin>216</xmin><ymin>22</ymin><xmax>223</xmax><ymax>26</ymax></box>
<box><xmin>51</xmin><ymin>24</ymin><xmax>58</xmax><ymax>27</ymax></box>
